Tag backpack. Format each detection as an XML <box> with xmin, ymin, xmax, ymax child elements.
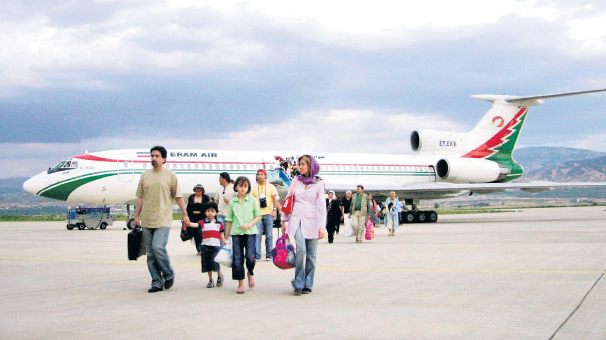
<box><xmin>271</xmin><ymin>234</ymin><xmax>296</xmax><ymax>269</ymax></box>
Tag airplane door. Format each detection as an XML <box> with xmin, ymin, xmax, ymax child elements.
<box><xmin>428</xmin><ymin>165</ymin><xmax>436</xmax><ymax>182</ymax></box>
<box><xmin>117</xmin><ymin>154</ymin><xmax>134</xmax><ymax>182</ymax></box>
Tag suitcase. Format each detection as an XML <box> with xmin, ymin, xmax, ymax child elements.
<box><xmin>128</xmin><ymin>226</ymin><xmax>146</xmax><ymax>260</ymax></box>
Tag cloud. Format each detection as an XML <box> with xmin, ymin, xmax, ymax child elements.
<box><xmin>0</xmin><ymin>0</ymin><xmax>605</xmax><ymax>174</ymax></box>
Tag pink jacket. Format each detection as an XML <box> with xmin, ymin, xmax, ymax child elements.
<box><xmin>282</xmin><ymin>178</ymin><xmax>327</xmax><ymax>239</ymax></box>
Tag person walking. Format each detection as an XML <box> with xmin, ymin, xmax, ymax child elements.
<box><xmin>214</xmin><ymin>172</ymin><xmax>235</xmax><ymax>227</ymax></box>
<box><xmin>384</xmin><ymin>191</ymin><xmax>403</xmax><ymax>236</ymax></box>
<box><xmin>349</xmin><ymin>185</ymin><xmax>370</xmax><ymax>243</ymax></box>
<box><xmin>340</xmin><ymin>191</ymin><xmax>352</xmax><ymax>234</ymax></box>
<box><xmin>225</xmin><ymin>176</ymin><xmax>262</xmax><ymax>294</ymax></box>
<box><xmin>252</xmin><ymin>169</ymin><xmax>280</xmax><ymax>261</ymax></box>
<box><xmin>134</xmin><ymin>146</ymin><xmax>189</xmax><ymax>293</ymax></box>
<box><xmin>325</xmin><ymin>191</ymin><xmax>342</xmax><ymax>243</ymax></box>
<box><xmin>186</xmin><ymin>184</ymin><xmax>210</xmax><ymax>255</ymax></box>
<box><xmin>188</xmin><ymin>202</ymin><xmax>226</xmax><ymax>288</ymax></box>
<box><xmin>281</xmin><ymin>155</ymin><xmax>327</xmax><ymax>295</ymax></box>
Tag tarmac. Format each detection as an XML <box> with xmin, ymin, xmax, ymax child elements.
<box><xmin>1</xmin><ymin>206</ymin><xmax>605</xmax><ymax>340</ymax></box>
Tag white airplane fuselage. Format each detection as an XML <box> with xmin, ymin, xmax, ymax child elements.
<box><xmin>24</xmin><ymin>149</ymin><xmax>448</xmax><ymax>205</ymax></box>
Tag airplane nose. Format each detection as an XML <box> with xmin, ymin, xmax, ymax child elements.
<box><xmin>23</xmin><ymin>176</ymin><xmax>40</xmax><ymax>195</ymax></box>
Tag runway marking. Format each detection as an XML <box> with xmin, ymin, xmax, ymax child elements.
<box><xmin>2</xmin><ymin>256</ymin><xmax>605</xmax><ymax>275</ymax></box>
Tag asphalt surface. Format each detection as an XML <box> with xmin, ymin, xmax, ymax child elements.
<box><xmin>1</xmin><ymin>207</ymin><xmax>605</xmax><ymax>339</ymax></box>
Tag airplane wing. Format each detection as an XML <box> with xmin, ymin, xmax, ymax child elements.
<box><xmin>325</xmin><ymin>181</ymin><xmax>606</xmax><ymax>199</ymax></box>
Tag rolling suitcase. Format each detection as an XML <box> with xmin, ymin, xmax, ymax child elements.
<box><xmin>128</xmin><ymin>225</ymin><xmax>146</xmax><ymax>260</ymax></box>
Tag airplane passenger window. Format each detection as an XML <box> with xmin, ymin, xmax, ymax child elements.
<box><xmin>72</xmin><ymin>161</ymin><xmax>78</xmax><ymax>168</ymax></box>
<box><xmin>243</xmin><ymin>165</ymin><xmax>247</xmax><ymax>170</ymax></box>
<box><xmin>124</xmin><ymin>162</ymin><xmax>128</xmax><ymax>169</ymax></box>
<box><xmin>187</xmin><ymin>164</ymin><xmax>191</xmax><ymax>169</ymax></box>
<box><xmin>229</xmin><ymin>164</ymin><xmax>234</xmax><ymax>169</ymax></box>
<box><xmin>236</xmin><ymin>165</ymin><xmax>240</xmax><ymax>170</ymax></box>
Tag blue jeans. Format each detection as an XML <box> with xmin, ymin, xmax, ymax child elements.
<box><xmin>143</xmin><ymin>227</ymin><xmax>173</xmax><ymax>288</ymax></box>
<box><xmin>255</xmin><ymin>214</ymin><xmax>274</xmax><ymax>259</ymax></box>
<box><xmin>292</xmin><ymin>224</ymin><xmax>319</xmax><ymax>291</ymax></box>
<box><xmin>231</xmin><ymin>234</ymin><xmax>256</xmax><ymax>280</ymax></box>
<box><xmin>217</xmin><ymin>214</ymin><xmax>226</xmax><ymax>226</ymax></box>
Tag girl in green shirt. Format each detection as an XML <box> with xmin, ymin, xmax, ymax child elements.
<box><xmin>225</xmin><ymin>176</ymin><xmax>262</xmax><ymax>294</ymax></box>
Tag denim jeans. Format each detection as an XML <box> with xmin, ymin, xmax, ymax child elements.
<box><xmin>231</xmin><ymin>234</ymin><xmax>256</xmax><ymax>280</ymax></box>
<box><xmin>143</xmin><ymin>227</ymin><xmax>174</xmax><ymax>288</ymax></box>
<box><xmin>255</xmin><ymin>214</ymin><xmax>274</xmax><ymax>259</ymax></box>
<box><xmin>292</xmin><ymin>224</ymin><xmax>319</xmax><ymax>291</ymax></box>
<box><xmin>217</xmin><ymin>214</ymin><xmax>226</xmax><ymax>226</ymax></box>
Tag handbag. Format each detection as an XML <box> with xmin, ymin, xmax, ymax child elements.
<box><xmin>280</xmin><ymin>179</ymin><xmax>298</xmax><ymax>215</ymax></box>
<box><xmin>214</xmin><ymin>237</ymin><xmax>233</xmax><ymax>267</ymax></box>
<box><xmin>179</xmin><ymin>219</ymin><xmax>192</xmax><ymax>242</ymax></box>
<box><xmin>271</xmin><ymin>234</ymin><xmax>296</xmax><ymax>269</ymax></box>
<box><xmin>127</xmin><ymin>224</ymin><xmax>146</xmax><ymax>260</ymax></box>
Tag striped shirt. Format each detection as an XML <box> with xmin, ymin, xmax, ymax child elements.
<box><xmin>200</xmin><ymin>218</ymin><xmax>225</xmax><ymax>247</ymax></box>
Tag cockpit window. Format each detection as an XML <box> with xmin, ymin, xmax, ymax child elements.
<box><xmin>48</xmin><ymin>158</ymin><xmax>77</xmax><ymax>174</ymax></box>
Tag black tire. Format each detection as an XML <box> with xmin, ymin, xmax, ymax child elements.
<box><xmin>428</xmin><ymin>211</ymin><xmax>438</xmax><ymax>223</ymax></box>
<box><xmin>127</xmin><ymin>218</ymin><xmax>135</xmax><ymax>230</ymax></box>
<box><xmin>67</xmin><ymin>224</ymin><xmax>74</xmax><ymax>230</ymax></box>
<box><xmin>416</xmin><ymin>211</ymin><xmax>427</xmax><ymax>223</ymax></box>
<box><xmin>77</xmin><ymin>224</ymin><xmax>86</xmax><ymax>230</ymax></box>
<box><xmin>100</xmin><ymin>222</ymin><xmax>108</xmax><ymax>230</ymax></box>
<box><xmin>404</xmin><ymin>212</ymin><xmax>415</xmax><ymax>223</ymax></box>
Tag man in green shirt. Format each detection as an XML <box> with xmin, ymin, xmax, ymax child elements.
<box><xmin>349</xmin><ymin>185</ymin><xmax>370</xmax><ymax>243</ymax></box>
<box><xmin>134</xmin><ymin>146</ymin><xmax>190</xmax><ymax>293</ymax></box>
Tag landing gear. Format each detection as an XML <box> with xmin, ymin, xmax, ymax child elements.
<box><xmin>67</xmin><ymin>224</ymin><xmax>74</xmax><ymax>230</ymax></box>
<box><xmin>400</xmin><ymin>199</ymin><xmax>438</xmax><ymax>223</ymax></box>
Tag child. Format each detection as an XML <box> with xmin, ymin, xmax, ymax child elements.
<box><xmin>189</xmin><ymin>202</ymin><xmax>225</xmax><ymax>288</ymax></box>
<box><xmin>387</xmin><ymin>202</ymin><xmax>397</xmax><ymax>236</ymax></box>
<box><xmin>225</xmin><ymin>176</ymin><xmax>262</xmax><ymax>294</ymax></box>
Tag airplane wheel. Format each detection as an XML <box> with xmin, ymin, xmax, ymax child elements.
<box><xmin>428</xmin><ymin>211</ymin><xmax>438</xmax><ymax>223</ymax></box>
<box><xmin>100</xmin><ymin>222</ymin><xmax>108</xmax><ymax>230</ymax></box>
<box><xmin>67</xmin><ymin>224</ymin><xmax>74</xmax><ymax>230</ymax></box>
<box><xmin>127</xmin><ymin>218</ymin><xmax>135</xmax><ymax>230</ymax></box>
<box><xmin>77</xmin><ymin>224</ymin><xmax>86</xmax><ymax>230</ymax></box>
<box><xmin>404</xmin><ymin>212</ymin><xmax>414</xmax><ymax>223</ymax></box>
<box><xmin>416</xmin><ymin>211</ymin><xmax>427</xmax><ymax>223</ymax></box>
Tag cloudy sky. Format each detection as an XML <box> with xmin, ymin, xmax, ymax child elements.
<box><xmin>1</xmin><ymin>0</ymin><xmax>605</xmax><ymax>178</ymax></box>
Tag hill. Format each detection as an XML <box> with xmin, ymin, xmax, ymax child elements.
<box><xmin>512</xmin><ymin>147</ymin><xmax>606</xmax><ymax>173</ymax></box>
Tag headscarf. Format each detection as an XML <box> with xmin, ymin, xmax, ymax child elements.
<box><xmin>297</xmin><ymin>155</ymin><xmax>320</xmax><ymax>184</ymax></box>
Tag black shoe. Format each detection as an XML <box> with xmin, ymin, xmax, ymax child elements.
<box><xmin>302</xmin><ymin>288</ymin><xmax>312</xmax><ymax>294</ymax></box>
<box><xmin>293</xmin><ymin>289</ymin><xmax>302</xmax><ymax>296</ymax></box>
<box><xmin>148</xmin><ymin>286</ymin><xmax>163</xmax><ymax>293</ymax></box>
<box><xmin>164</xmin><ymin>277</ymin><xmax>174</xmax><ymax>290</ymax></box>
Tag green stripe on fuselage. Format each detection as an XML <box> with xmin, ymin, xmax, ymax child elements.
<box><xmin>38</xmin><ymin>173</ymin><xmax>119</xmax><ymax>201</ymax></box>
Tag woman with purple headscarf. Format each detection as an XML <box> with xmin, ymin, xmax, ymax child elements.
<box><xmin>281</xmin><ymin>154</ymin><xmax>327</xmax><ymax>295</ymax></box>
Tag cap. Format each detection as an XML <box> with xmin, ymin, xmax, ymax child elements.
<box><xmin>257</xmin><ymin>169</ymin><xmax>267</xmax><ymax>175</ymax></box>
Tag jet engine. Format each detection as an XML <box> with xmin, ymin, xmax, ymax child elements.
<box><xmin>436</xmin><ymin>158</ymin><xmax>510</xmax><ymax>183</ymax></box>
<box><xmin>411</xmin><ymin>130</ymin><xmax>467</xmax><ymax>155</ymax></box>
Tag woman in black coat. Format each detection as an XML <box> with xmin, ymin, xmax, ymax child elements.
<box><xmin>325</xmin><ymin>191</ymin><xmax>342</xmax><ymax>243</ymax></box>
<box><xmin>187</xmin><ymin>184</ymin><xmax>211</xmax><ymax>255</ymax></box>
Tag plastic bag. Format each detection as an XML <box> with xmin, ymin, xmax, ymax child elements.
<box><xmin>365</xmin><ymin>219</ymin><xmax>375</xmax><ymax>240</ymax></box>
<box><xmin>345</xmin><ymin>216</ymin><xmax>354</xmax><ymax>237</ymax></box>
<box><xmin>214</xmin><ymin>237</ymin><xmax>232</xmax><ymax>267</ymax></box>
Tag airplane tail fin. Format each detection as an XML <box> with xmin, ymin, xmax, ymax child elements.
<box><xmin>462</xmin><ymin>88</ymin><xmax>605</xmax><ymax>179</ymax></box>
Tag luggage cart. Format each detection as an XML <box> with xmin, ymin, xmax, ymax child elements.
<box><xmin>66</xmin><ymin>206</ymin><xmax>114</xmax><ymax>230</ymax></box>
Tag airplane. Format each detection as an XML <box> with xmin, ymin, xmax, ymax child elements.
<box><xmin>23</xmin><ymin>88</ymin><xmax>606</xmax><ymax>228</ymax></box>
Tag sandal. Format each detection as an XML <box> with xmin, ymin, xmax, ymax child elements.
<box><xmin>206</xmin><ymin>280</ymin><xmax>214</xmax><ymax>288</ymax></box>
<box><xmin>237</xmin><ymin>286</ymin><xmax>245</xmax><ymax>294</ymax></box>
<box><xmin>216</xmin><ymin>275</ymin><xmax>224</xmax><ymax>287</ymax></box>
<box><xmin>247</xmin><ymin>273</ymin><xmax>255</xmax><ymax>289</ymax></box>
